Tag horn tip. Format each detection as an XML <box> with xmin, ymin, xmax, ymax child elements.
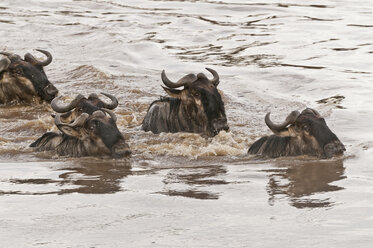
<box><xmin>89</xmin><ymin>93</ymin><xmax>99</xmax><ymax>98</ymax></box>
<box><xmin>51</xmin><ymin>95</ymin><xmax>62</xmax><ymax>102</ymax></box>
<box><xmin>1</xmin><ymin>56</ymin><xmax>11</xmax><ymax>63</ymax></box>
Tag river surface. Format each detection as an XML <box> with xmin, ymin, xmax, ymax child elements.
<box><xmin>0</xmin><ymin>0</ymin><xmax>373</xmax><ymax>247</ymax></box>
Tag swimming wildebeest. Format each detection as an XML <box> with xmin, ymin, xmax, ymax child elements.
<box><xmin>50</xmin><ymin>92</ymin><xmax>118</xmax><ymax>123</ymax></box>
<box><xmin>0</xmin><ymin>49</ymin><xmax>58</xmax><ymax>104</ymax></box>
<box><xmin>30</xmin><ymin>109</ymin><xmax>130</xmax><ymax>158</ymax></box>
<box><xmin>142</xmin><ymin>68</ymin><xmax>229</xmax><ymax>137</ymax></box>
<box><xmin>248</xmin><ymin>108</ymin><xmax>345</xmax><ymax>158</ymax></box>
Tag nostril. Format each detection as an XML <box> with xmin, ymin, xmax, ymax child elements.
<box><xmin>44</xmin><ymin>85</ymin><xmax>58</xmax><ymax>96</ymax></box>
<box><xmin>112</xmin><ymin>147</ymin><xmax>131</xmax><ymax>158</ymax></box>
<box><xmin>50</xmin><ymin>87</ymin><xmax>58</xmax><ymax>96</ymax></box>
<box><xmin>212</xmin><ymin>118</ymin><xmax>229</xmax><ymax>132</ymax></box>
<box><xmin>342</xmin><ymin>144</ymin><xmax>346</xmax><ymax>151</ymax></box>
<box><xmin>324</xmin><ymin>141</ymin><xmax>345</xmax><ymax>157</ymax></box>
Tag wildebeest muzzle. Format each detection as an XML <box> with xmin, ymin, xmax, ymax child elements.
<box><xmin>43</xmin><ymin>84</ymin><xmax>58</xmax><ymax>102</ymax></box>
<box><xmin>323</xmin><ymin>140</ymin><xmax>346</xmax><ymax>159</ymax></box>
<box><xmin>211</xmin><ymin>117</ymin><xmax>229</xmax><ymax>135</ymax></box>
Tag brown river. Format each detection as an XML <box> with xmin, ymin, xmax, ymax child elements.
<box><xmin>1</xmin><ymin>0</ymin><xmax>373</xmax><ymax>247</ymax></box>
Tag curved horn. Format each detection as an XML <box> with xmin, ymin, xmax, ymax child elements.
<box><xmin>51</xmin><ymin>94</ymin><xmax>85</xmax><ymax>113</ymax></box>
<box><xmin>100</xmin><ymin>92</ymin><xmax>118</xmax><ymax>109</ymax></box>
<box><xmin>206</xmin><ymin>67</ymin><xmax>220</xmax><ymax>86</ymax></box>
<box><xmin>0</xmin><ymin>57</ymin><xmax>11</xmax><ymax>72</ymax></box>
<box><xmin>0</xmin><ymin>52</ymin><xmax>12</xmax><ymax>57</ymax></box>
<box><xmin>88</xmin><ymin>93</ymin><xmax>99</xmax><ymax>99</ymax></box>
<box><xmin>101</xmin><ymin>108</ymin><xmax>117</xmax><ymax>122</ymax></box>
<box><xmin>35</xmin><ymin>49</ymin><xmax>52</xmax><ymax>66</ymax></box>
<box><xmin>0</xmin><ymin>51</ymin><xmax>21</xmax><ymax>61</ymax></box>
<box><xmin>161</xmin><ymin>70</ymin><xmax>197</xmax><ymax>88</ymax></box>
<box><xmin>55</xmin><ymin>112</ymin><xmax>89</xmax><ymax>127</ymax></box>
<box><xmin>24</xmin><ymin>49</ymin><xmax>52</xmax><ymax>67</ymax></box>
<box><xmin>265</xmin><ymin>110</ymin><xmax>300</xmax><ymax>133</ymax></box>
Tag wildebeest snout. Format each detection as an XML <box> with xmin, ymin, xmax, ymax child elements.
<box><xmin>323</xmin><ymin>140</ymin><xmax>345</xmax><ymax>159</ymax></box>
<box><xmin>112</xmin><ymin>140</ymin><xmax>131</xmax><ymax>158</ymax></box>
<box><xmin>212</xmin><ymin>117</ymin><xmax>229</xmax><ymax>134</ymax></box>
<box><xmin>43</xmin><ymin>84</ymin><xmax>58</xmax><ymax>101</ymax></box>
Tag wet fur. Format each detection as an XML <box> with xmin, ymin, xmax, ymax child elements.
<box><xmin>31</xmin><ymin>111</ymin><xmax>130</xmax><ymax>158</ymax></box>
<box><xmin>248</xmin><ymin>111</ymin><xmax>345</xmax><ymax>158</ymax></box>
<box><xmin>30</xmin><ymin>132</ymin><xmax>112</xmax><ymax>157</ymax></box>
<box><xmin>142</xmin><ymin>80</ymin><xmax>227</xmax><ymax>136</ymax></box>
<box><xmin>0</xmin><ymin>72</ymin><xmax>38</xmax><ymax>103</ymax></box>
<box><xmin>248</xmin><ymin>135</ymin><xmax>323</xmax><ymax>158</ymax></box>
<box><xmin>0</xmin><ymin>54</ymin><xmax>57</xmax><ymax>104</ymax></box>
<box><xmin>142</xmin><ymin>97</ymin><xmax>209</xmax><ymax>134</ymax></box>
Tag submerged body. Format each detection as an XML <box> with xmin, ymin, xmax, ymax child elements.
<box><xmin>142</xmin><ymin>68</ymin><xmax>229</xmax><ymax>137</ymax></box>
<box><xmin>31</xmin><ymin>132</ymin><xmax>129</xmax><ymax>158</ymax></box>
<box><xmin>143</xmin><ymin>97</ymin><xmax>209</xmax><ymax>134</ymax></box>
<box><xmin>31</xmin><ymin>94</ymin><xmax>130</xmax><ymax>158</ymax></box>
<box><xmin>0</xmin><ymin>50</ymin><xmax>58</xmax><ymax>104</ymax></box>
<box><xmin>248</xmin><ymin>108</ymin><xmax>345</xmax><ymax>159</ymax></box>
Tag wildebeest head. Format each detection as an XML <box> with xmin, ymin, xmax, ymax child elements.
<box><xmin>51</xmin><ymin>92</ymin><xmax>118</xmax><ymax>123</ymax></box>
<box><xmin>161</xmin><ymin>68</ymin><xmax>229</xmax><ymax>136</ymax></box>
<box><xmin>0</xmin><ymin>50</ymin><xmax>58</xmax><ymax>103</ymax></box>
<box><xmin>249</xmin><ymin>108</ymin><xmax>345</xmax><ymax>158</ymax></box>
<box><xmin>54</xmin><ymin>109</ymin><xmax>130</xmax><ymax>157</ymax></box>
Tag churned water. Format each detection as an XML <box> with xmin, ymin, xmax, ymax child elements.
<box><xmin>0</xmin><ymin>0</ymin><xmax>372</xmax><ymax>247</ymax></box>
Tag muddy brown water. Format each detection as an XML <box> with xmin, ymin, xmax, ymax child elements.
<box><xmin>1</xmin><ymin>0</ymin><xmax>373</xmax><ymax>247</ymax></box>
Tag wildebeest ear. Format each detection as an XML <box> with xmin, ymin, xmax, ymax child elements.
<box><xmin>57</xmin><ymin>125</ymin><xmax>84</xmax><ymax>138</ymax></box>
<box><xmin>162</xmin><ymin>86</ymin><xmax>182</xmax><ymax>98</ymax></box>
<box><xmin>0</xmin><ymin>57</ymin><xmax>11</xmax><ymax>72</ymax></box>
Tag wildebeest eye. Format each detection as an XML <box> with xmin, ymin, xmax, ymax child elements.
<box><xmin>192</xmin><ymin>91</ymin><xmax>200</xmax><ymax>97</ymax></box>
<box><xmin>303</xmin><ymin>124</ymin><xmax>310</xmax><ymax>132</ymax></box>
<box><xmin>89</xmin><ymin>120</ymin><xmax>100</xmax><ymax>130</ymax></box>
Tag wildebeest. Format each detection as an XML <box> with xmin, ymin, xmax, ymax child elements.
<box><xmin>0</xmin><ymin>49</ymin><xmax>58</xmax><ymax>104</ymax></box>
<box><xmin>142</xmin><ymin>68</ymin><xmax>229</xmax><ymax>137</ymax></box>
<box><xmin>50</xmin><ymin>92</ymin><xmax>118</xmax><ymax>123</ymax></box>
<box><xmin>30</xmin><ymin>109</ymin><xmax>130</xmax><ymax>158</ymax></box>
<box><xmin>248</xmin><ymin>108</ymin><xmax>345</xmax><ymax>158</ymax></box>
